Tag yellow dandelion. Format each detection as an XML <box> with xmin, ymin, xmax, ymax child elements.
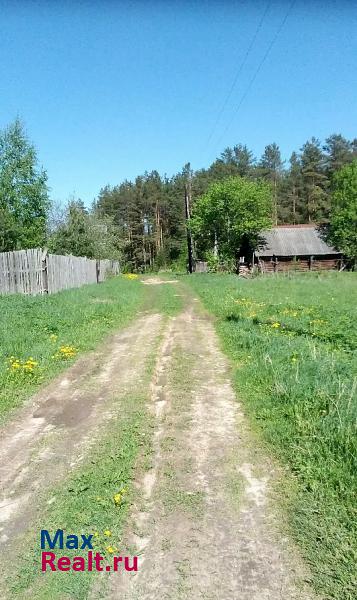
<box><xmin>104</xmin><ymin>530</ymin><xmax>112</xmax><ymax>537</ymax></box>
<box><xmin>58</xmin><ymin>345</ymin><xmax>77</xmax><ymax>359</ymax></box>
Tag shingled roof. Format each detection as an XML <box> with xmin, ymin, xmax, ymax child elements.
<box><xmin>256</xmin><ymin>225</ymin><xmax>341</xmax><ymax>257</ymax></box>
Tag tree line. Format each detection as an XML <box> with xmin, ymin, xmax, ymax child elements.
<box><xmin>0</xmin><ymin>118</ymin><xmax>356</xmax><ymax>269</ymax></box>
<box><xmin>93</xmin><ymin>133</ymin><xmax>357</xmax><ymax>269</ymax></box>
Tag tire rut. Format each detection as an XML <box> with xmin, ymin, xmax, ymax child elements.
<box><xmin>106</xmin><ymin>303</ymin><xmax>315</xmax><ymax>600</ymax></box>
<box><xmin>0</xmin><ymin>313</ymin><xmax>162</xmax><ymax>556</ymax></box>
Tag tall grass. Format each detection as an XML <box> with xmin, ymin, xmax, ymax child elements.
<box><xmin>188</xmin><ymin>272</ymin><xmax>357</xmax><ymax>600</ymax></box>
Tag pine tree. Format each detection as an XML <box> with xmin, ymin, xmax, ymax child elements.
<box><xmin>278</xmin><ymin>152</ymin><xmax>304</xmax><ymax>223</ymax></box>
<box><xmin>259</xmin><ymin>143</ymin><xmax>284</xmax><ymax>225</ymax></box>
<box><xmin>323</xmin><ymin>134</ymin><xmax>353</xmax><ymax>176</ymax></box>
<box><xmin>208</xmin><ymin>157</ymin><xmax>239</xmax><ymax>181</ymax></box>
<box><xmin>92</xmin><ymin>132</ymin><xmax>357</xmax><ymax>270</ymax></box>
<box><xmin>300</xmin><ymin>138</ymin><xmax>329</xmax><ymax>222</ymax></box>
<box><xmin>220</xmin><ymin>147</ymin><xmax>235</xmax><ymax>165</ymax></box>
<box><xmin>94</xmin><ymin>171</ymin><xmax>187</xmax><ymax>271</ymax></box>
<box><xmin>233</xmin><ymin>144</ymin><xmax>255</xmax><ymax>177</ymax></box>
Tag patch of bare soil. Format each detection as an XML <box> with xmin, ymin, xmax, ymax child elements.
<box><xmin>140</xmin><ymin>277</ymin><xmax>178</xmax><ymax>285</ymax></box>
<box><xmin>106</xmin><ymin>303</ymin><xmax>316</xmax><ymax>600</ymax></box>
<box><xmin>0</xmin><ymin>313</ymin><xmax>162</xmax><ymax>555</ymax></box>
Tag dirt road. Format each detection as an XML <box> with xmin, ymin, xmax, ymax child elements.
<box><xmin>105</xmin><ymin>296</ymin><xmax>314</xmax><ymax>600</ymax></box>
<box><xmin>0</xmin><ymin>314</ymin><xmax>163</xmax><ymax>553</ymax></box>
<box><xmin>0</xmin><ymin>281</ymin><xmax>314</xmax><ymax>599</ymax></box>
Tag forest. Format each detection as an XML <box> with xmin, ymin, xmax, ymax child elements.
<box><xmin>1</xmin><ymin>118</ymin><xmax>356</xmax><ymax>270</ymax></box>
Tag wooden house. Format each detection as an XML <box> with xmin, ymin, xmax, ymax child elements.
<box><xmin>255</xmin><ymin>225</ymin><xmax>342</xmax><ymax>273</ymax></box>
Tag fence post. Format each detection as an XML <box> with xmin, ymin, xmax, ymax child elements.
<box><xmin>41</xmin><ymin>248</ymin><xmax>49</xmax><ymax>294</ymax></box>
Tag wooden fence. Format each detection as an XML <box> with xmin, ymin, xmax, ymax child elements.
<box><xmin>0</xmin><ymin>249</ymin><xmax>120</xmax><ymax>295</ymax></box>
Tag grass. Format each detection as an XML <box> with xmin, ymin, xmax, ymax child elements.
<box><xmin>1</xmin><ymin>275</ymin><xmax>184</xmax><ymax>598</ymax></box>
<box><xmin>163</xmin><ymin>489</ymin><xmax>205</xmax><ymax>517</ymax></box>
<box><xmin>7</xmin><ymin>391</ymin><xmax>151</xmax><ymax>599</ymax></box>
<box><xmin>140</xmin><ymin>276</ymin><xmax>183</xmax><ymax>316</ymax></box>
<box><xmin>187</xmin><ymin>271</ymin><xmax>357</xmax><ymax>600</ymax></box>
<box><xmin>0</xmin><ymin>276</ymin><xmax>146</xmax><ymax>422</ymax></box>
<box><xmin>0</xmin><ymin>274</ymin><xmax>183</xmax><ymax>423</ymax></box>
<box><xmin>4</xmin><ymin>271</ymin><xmax>355</xmax><ymax>597</ymax></box>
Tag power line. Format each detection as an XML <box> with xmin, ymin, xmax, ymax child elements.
<box><xmin>204</xmin><ymin>2</ymin><xmax>271</xmax><ymax>151</ymax></box>
<box><xmin>212</xmin><ymin>0</ymin><xmax>296</xmax><ymax>158</ymax></box>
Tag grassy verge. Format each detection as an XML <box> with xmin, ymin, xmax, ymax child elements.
<box><xmin>187</xmin><ymin>272</ymin><xmax>357</xmax><ymax>600</ymax></box>
<box><xmin>139</xmin><ymin>275</ymin><xmax>184</xmax><ymax>316</ymax></box>
<box><xmin>0</xmin><ymin>276</ymin><xmax>145</xmax><ymax>422</ymax></box>
<box><xmin>2</xmin><ymin>275</ymin><xmax>184</xmax><ymax>599</ymax></box>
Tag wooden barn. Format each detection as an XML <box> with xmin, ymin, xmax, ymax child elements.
<box><xmin>255</xmin><ymin>225</ymin><xmax>342</xmax><ymax>273</ymax></box>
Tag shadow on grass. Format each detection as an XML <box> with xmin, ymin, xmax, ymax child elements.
<box><xmin>225</xmin><ymin>313</ymin><xmax>356</xmax><ymax>351</ymax></box>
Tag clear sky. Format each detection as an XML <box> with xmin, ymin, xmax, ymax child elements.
<box><xmin>1</xmin><ymin>0</ymin><xmax>356</xmax><ymax>206</ymax></box>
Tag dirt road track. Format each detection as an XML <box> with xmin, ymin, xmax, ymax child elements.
<box><xmin>0</xmin><ymin>283</ymin><xmax>315</xmax><ymax>599</ymax></box>
<box><xmin>0</xmin><ymin>313</ymin><xmax>162</xmax><ymax>552</ymax></box>
<box><xmin>105</xmin><ymin>301</ymin><xmax>314</xmax><ymax>600</ymax></box>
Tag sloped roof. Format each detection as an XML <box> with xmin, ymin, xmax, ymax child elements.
<box><xmin>256</xmin><ymin>226</ymin><xmax>340</xmax><ymax>257</ymax></box>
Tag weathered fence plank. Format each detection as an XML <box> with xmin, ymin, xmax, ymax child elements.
<box><xmin>0</xmin><ymin>249</ymin><xmax>120</xmax><ymax>296</ymax></box>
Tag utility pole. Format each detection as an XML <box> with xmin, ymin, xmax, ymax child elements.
<box><xmin>184</xmin><ymin>182</ymin><xmax>194</xmax><ymax>274</ymax></box>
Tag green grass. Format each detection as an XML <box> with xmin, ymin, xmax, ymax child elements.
<box><xmin>141</xmin><ymin>280</ymin><xmax>183</xmax><ymax>316</ymax></box>
<box><xmin>187</xmin><ymin>272</ymin><xmax>357</xmax><ymax>600</ymax></box>
<box><xmin>7</xmin><ymin>391</ymin><xmax>151</xmax><ymax>599</ymax></box>
<box><xmin>1</xmin><ymin>275</ymin><xmax>184</xmax><ymax>598</ymax></box>
<box><xmin>4</xmin><ymin>271</ymin><xmax>355</xmax><ymax>598</ymax></box>
<box><xmin>0</xmin><ymin>276</ymin><xmax>147</xmax><ymax>422</ymax></box>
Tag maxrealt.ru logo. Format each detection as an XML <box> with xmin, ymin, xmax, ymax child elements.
<box><xmin>41</xmin><ymin>530</ymin><xmax>138</xmax><ymax>573</ymax></box>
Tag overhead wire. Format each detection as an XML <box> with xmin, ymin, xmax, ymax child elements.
<box><xmin>204</xmin><ymin>2</ymin><xmax>271</xmax><ymax>150</ymax></box>
<box><xmin>211</xmin><ymin>0</ymin><xmax>296</xmax><ymax>159</ymax></box>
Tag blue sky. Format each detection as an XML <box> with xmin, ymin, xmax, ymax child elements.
<box><xmin>1</xmin><ymin>0</ymin><xmax>356</xmax><ymax>206</ymax></box>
